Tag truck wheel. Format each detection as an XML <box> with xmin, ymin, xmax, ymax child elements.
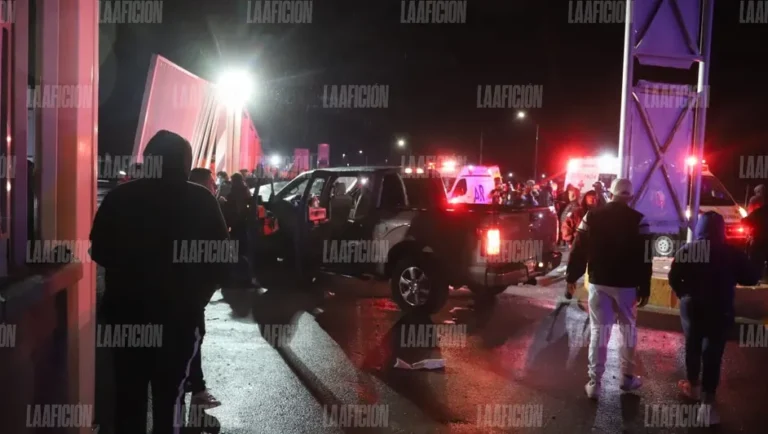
<box><xmin>390</xmin><ymin>256</ymin><xmax>448</xmax><ymax>314</ymax></box>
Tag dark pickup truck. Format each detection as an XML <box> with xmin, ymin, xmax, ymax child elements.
<box><xmin>262</xmin><ymin>166</ymin><xmax>561</xmax><ymax>314</ymax></box>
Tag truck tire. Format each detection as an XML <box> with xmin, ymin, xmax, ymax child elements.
<box><xmin>390</xmin><ymin>256</ymin><xmax>448</xmax><ymax>314</ymax></box>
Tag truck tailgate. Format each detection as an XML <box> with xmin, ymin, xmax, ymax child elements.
<box><xmin>467</xmin><ymin>206</ymin><xmax>559</xmax><ymax>266</ymax></box>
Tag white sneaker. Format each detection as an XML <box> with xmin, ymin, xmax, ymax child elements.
<box><xmin>677</xmin><ymin>379</ymin><xmax>701</xmax><ymax>401</ymax></box>
<box><xmin>585</xmin><ymin>380</ymin><xmax>600</xmax><ymax>399</ymax></box>
<box><xmin>620</xmin><ymin>375</ymin><xmax>643</xmax><ymax>392</ymax></box>
<box><xmin>697</xmin><ymin>403</ymin><xmax>720</xmax><ymax>426</ymax></box>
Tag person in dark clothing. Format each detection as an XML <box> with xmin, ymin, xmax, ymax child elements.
<box><xmin>90</xmin><ymin>130</ymin><xmax>230</xmax><ymax>434</ymax></box>
<box><xmin>593</xmin><ymin>181</ymin><xmax>610</xmax><ymax>207</ymax></box>
<box><xmin>669</xmin><ymin>211</ymin><xmax>759</xmax><ymax>425</ymax></box>
<box><xmin>185</xmin><ymin>168</ymin><xmax>223</xmax><ymax>409</ymax></box>
<box><xmin>561</xmin><ymin>190</ymin><xmax>597</xmax><ymax>247</ymax></box>
<box><xmin>747</xmin><ymin>184</ymin><xmax>765</xmax><ymax>215</ymax></box>
<box><xmin>223</xmin><ymin>173</ymin><xmax>252</xmax><ymax>243</ymax></box>
<box><xmin>216</xmin><ymin>171</ymin><xmax>231</xmax><ymax>199</ymax></box>
<box><xmin>223</xmin><ymin>172</ymin><xmax>259</xmax><ymax>284</ymax></box>
<box><xmin>538</xmin><ymin>181</ymin><xmax>554</xmax><ymax>207</ymax></box>
<box><xmin>743</xmin><ymin>203</ymin><xmax>768</xmax><ymax>282</ymax></box>
<box><xmin>566</xmin><ymin>178</ymin><xmax>652</xmax><ymax>399</ymax></box>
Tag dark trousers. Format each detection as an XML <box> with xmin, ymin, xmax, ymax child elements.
<box><xmin>186</xmin><ymin>311</ymin><xmax>207</xmax><ymax>394</ymax></box>
<box><xmin>103</xmin><ymin>294</ymin><xmax>202</xmax><ymax>434</ymax></box>
<box><xmin>679</xmin><ymin>297</ymin><xmax>729</xmax><ymax>399</ymax></box>
<box><xmin>748</xmin><ymin>242</ymin><xmax>767</xmax><ymax>281</ymax></box>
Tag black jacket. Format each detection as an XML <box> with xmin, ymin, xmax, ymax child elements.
<box><xmin>90</xmin><ymin>131</ymin><xmax>230</xmax><ymax>320</ymax></box>
<box><xmin>566</xmin><ymin>201</ymin><xmax>653</xmax><ymax>297</ymax></box>
<box><xmin>669</xmin><ymin>211</ymin><xmax>759</xmax><ymax>320</ymax></box>
<box><xmin>744</xmin><ymin>204</ymin><xmax>768</xmax><ymax>245</ymax></box>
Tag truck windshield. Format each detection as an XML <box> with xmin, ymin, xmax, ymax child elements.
<box><xmin>700</xmin><ymin>175</ymin><xmax>737</xmax><ymax>207</ymax></box>
<box><xmin>403</xmin><ymin>177</ymin><xmax>446</xmax><ymax>208</ymax></box>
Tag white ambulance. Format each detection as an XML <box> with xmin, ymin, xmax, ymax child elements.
<box><xmin>565</xmin><ymin>156</ymin><xmax>748</xmax><ymax>243</ymax></box>
<box><xmin>443</xmin><ymin>165</ymin><xmax>503</xmax><ymax>204</ymax></box>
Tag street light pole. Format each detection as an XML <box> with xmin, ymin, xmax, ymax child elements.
<box><xmin>479</xmin><ymin>128</ymin><xmax>484</xmax><ymax>165</ymax></box>
<box><xmin>533</xmin><ymin>124</ymin><xmax>539</xmax><ymax>180</ymax></box>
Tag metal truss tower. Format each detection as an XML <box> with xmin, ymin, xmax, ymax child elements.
<box><xmin>617</xmin><ymin>0</ymin><xmax>715</xmax><ymax>240</ymax></box>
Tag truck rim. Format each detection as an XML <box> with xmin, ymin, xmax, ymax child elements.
<box><xmin>399</xmin><ymin>266</ymin><xmax>430</xmax><ymax>306</ymax></box>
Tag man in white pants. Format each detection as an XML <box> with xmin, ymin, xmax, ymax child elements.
<box><xmin>565</xmin><ymin>178</ymin><xmax>652</xmax><ymax>398</ymax></box>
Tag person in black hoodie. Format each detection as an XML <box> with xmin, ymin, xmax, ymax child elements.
<box><xmin>566</xmin><ymin>178</ymin><xmax>652</xmax><ymax>399</ymax></box>
<box><xmin>668</xmin><ymin>211</ymin><xmax>758</xmax><ymax>425</ymax></box>
<box><xmin>90</xmin><ymin>130</ymin><xmax>230</xmax><ymax>434</ymax></box>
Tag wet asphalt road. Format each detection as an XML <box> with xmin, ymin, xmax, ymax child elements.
<box><xmin>190</xmin><ymin>269</ymin><xmax>768</xmax><ymax>434</ymax></box>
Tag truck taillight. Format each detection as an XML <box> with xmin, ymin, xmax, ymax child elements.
<box><xmin>486</xmin><ymin>229</ymin><xmax>501</xmax><ymax>255</ymax></box>
<box><xmin>726</xmin><ymin>224</ymin><xmax>749</xmax><ymax>238</ymax></box>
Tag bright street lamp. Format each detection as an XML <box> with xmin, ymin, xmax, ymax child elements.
<box><xmin>397</xmin><ymin>139</ymin><xmax>406</xmax><ymax>148</ymax></box>
<box><xmin>216</xmin><ymin>69</ymin><xmax>255</xmax><ymax>109</ymax></box>
<box><xmin>342</xmin><ymin>153</ymin><xmax>346</xmax><ymax>158</ymax></box>
<box><xmin>359</xmin><ymin>150</ymin><xmax>363</xmax><ymax>154</ymax></box>
<box><xmin>508</xmin><ymin>172</ymin><xmax>513</xmax><ymax>178</ymax></box>
<box><xmin>516</xmin><ymin>111</ymin><xmax>540</xmax><ymax>179</ymax></box>
<box><xmin>269</xmin><ymin>155</ymin><xmax>281</xmax><ymax>166</ymax></box>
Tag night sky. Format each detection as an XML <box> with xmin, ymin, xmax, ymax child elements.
<box><xmin>97</xmin><ymin>0</ymin><xmax>768</xmax><ymax>194</ymax></box>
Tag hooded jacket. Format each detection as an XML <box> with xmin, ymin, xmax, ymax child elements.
<box><xmin>669</xmin><ymin>211</ymin><xmax>759</xmax><ymax>319</ymax></box>
<box><xmin>90</xmin><ymin>130</ymin><xmax>230</xmax><ymax>319</ymax></box>
<box><xmin>747</xmin><ymin>184</ymin><xmax>765</xmax><ymax>215</ymax></box>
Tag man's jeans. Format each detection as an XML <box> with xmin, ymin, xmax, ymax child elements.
<box><xmin>588</xmin><ymin>283</ymin><xmax>638</xmax><ymax>382</ymax></box>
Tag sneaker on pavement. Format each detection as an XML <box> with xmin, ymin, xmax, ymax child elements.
<box><xmin>585</xmin><ymin>380</ymin><xmax>600</xmax><ymax>399</ymax></box>
<box><xmin>620</xmin><ymin>375</ymin><xmax>643</xmax><ymax>392</ymax></box>
<box><xmin>697</xmin><ymin>403</ymin><xmax>720</xmax><ymax>426</ymax></box>
<box><xmin>190</xmin><ymin>390</ymin><xmax>222</xmax><ymax>409</ymax></box>
<box><xmin>677</xmin><ymin>379</ymin><xmax>701</xmax><ymax>401</ymax></box>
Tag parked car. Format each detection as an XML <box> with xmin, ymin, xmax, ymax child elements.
<box><xmin>262</xmin><ymin>166</ymin><xmax>561</xmax><ymax>313</ymax></box>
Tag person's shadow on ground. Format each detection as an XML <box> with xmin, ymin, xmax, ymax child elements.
<box><xmin>359</xmin><ymin>312</ymin><xmax>454</xmax><ymax>424</ymax></box>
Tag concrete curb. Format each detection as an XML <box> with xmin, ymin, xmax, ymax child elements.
<box><xmin>508</xmin><ymin>290</ymin><xmax>765</xmax><ymax>325</ymax></box>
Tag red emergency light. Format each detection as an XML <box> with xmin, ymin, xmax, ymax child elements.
<box><xmin>686</xmin><ymin>156</ymin><xmax>698</xmax><ymax>167</ymax></box>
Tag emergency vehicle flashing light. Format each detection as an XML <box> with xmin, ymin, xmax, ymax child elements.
<box><xmin>442</xmin><ymin>160</ymin><xmax>456</xmax><ymax>172</ymax></box>
<box><xmin>686</xmin><ymin>156</ymin><xmax>698</xmax><ymax>167</ymax></box>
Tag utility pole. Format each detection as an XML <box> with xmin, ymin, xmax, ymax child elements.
<box><xmin>479</xmin><ymin>128</ymin><xmax>483</xmax><ymax>165</ymax></box>
<box><xmin>533</xmin><ymin>124</ymin><xmax>539</xmax><ymax>180</ymax></box>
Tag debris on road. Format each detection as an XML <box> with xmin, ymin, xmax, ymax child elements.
<box><xmin>394</xmin><ymin>358</ymin><xmax>446</xmax><ymax>370</ymax></box>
